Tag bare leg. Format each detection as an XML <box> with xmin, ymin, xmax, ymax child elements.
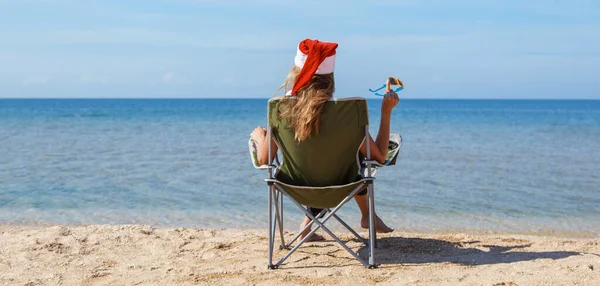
<box><xmin>298</xmin><ymin>216</ymin><xmax>325</xmax><ymax>242</ymax></box>
<box><xmin>355</xmin><ymin>194</ymin><xmax>394</xmax><ymax>233</ymax></box>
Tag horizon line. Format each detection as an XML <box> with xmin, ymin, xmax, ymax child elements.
<box><xmin>1</xmin><ymin>97</ymin><xmax>599</xmax><ymax>101</ymax></box>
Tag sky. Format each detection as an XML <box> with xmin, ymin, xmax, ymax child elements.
<box><xmin>0</xmin><ymin>0</ymin><xmax>599</xmax><ymax>99</ymax></box>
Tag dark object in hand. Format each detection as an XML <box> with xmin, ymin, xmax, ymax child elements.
<box><xmin>388</xmin><ymin>77</ymin><xmax>404</xmax><ymax>87</ymax></box>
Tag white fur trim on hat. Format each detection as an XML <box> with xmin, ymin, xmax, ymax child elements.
<box><xmin>294</xmin><ymin>48</ymin><xmax>336</xmax><ymax>74</ymax></box>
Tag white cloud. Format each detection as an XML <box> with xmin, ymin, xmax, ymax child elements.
<box><xmin>22</xmin><ymin>75</ymin><xmax>52</xmax><ymax>85</ymax></box>
<box><xmin>162</xmin><ymin>73</ymin><xmax>175</xmax><ymax>83</ymax></box>
<box><xmin>38</xmin><ymin>28</ymin><xmax>296</xmax><ymax>51</ymax></box>
<box><xmin>80</xmin><ymin>75</ymin><xmax>110</xmax><ymax>84</ymax></box>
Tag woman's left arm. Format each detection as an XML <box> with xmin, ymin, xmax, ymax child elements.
<box><xmin>251</xmin><ymin>127</ymin><xmax>278</xmax><ymax>165</ymax></box>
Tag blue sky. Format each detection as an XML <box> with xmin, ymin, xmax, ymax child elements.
<box><xmin>0</xmin><ymin>0</ymin><xmax>599</xmax><ymax>99</ymax></box>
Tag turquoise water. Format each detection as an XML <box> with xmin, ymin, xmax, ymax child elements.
<box><xmin>1</xmin><ymin>99</ymin><xmax>599</xmax><ymax>235</ymax></box>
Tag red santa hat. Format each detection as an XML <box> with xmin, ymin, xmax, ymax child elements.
<box><xmin>291</xmin><ymin>38</ymin><xmax>338</xmax><ymax>95</ymax></box>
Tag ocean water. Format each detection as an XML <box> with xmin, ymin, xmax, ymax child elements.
<box><xmin>1</xmin><ymin>99</ymin><xmax>599</xmax><ymax>236</ymax></box>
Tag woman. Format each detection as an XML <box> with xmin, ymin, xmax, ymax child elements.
<box><xmin>251</xmin><ymin>38</ymin><xmax>399</xmax><ymax>241</ymax></box>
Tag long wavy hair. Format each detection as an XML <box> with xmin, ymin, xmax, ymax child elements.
<box><xmin>273</xmin><ymin>66</ymin><xmax>335</xmax><ymax>141</ymax></box>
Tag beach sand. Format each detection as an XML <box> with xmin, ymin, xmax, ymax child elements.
<box><xmin>1</xmin><ymin>225</ymin><xmax>599</xmax><ymax>285</ymax></box>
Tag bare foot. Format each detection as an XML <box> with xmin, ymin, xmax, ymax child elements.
<box><xmin>299</xmin><ymin>216</ymin><xmax>326</xmax><ymax>242</ymax></box>
<box><xmin>299</xmin><ymin>231</ymin><xmax>325</xmax><ymax>242</ymax></box>
<box><xmin>361</xmin><ymin>216</ymin><xmax>394</xmax><ymax>233</ymax></box>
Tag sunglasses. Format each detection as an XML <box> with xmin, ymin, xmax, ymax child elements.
<box><xmin>368</xmin><ymin>77</ymin><xmax>404</xmax><ymax>97</ymax></box>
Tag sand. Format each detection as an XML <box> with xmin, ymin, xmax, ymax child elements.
<box><xmin>1</xmin><ymin>224</ymin><xmax>599</xmax><ymax>286</ymax></box>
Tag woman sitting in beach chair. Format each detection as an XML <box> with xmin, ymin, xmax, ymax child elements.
<box><xmin>251</xmin><ymin>38</ymin><xmax>400</xmax><ymax>242</ymax></box>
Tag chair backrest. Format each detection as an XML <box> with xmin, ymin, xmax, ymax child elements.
<box><xmin>268</xmin><ymin>97</ymin><xmax>369</xmax><ymax>187</ymax></box>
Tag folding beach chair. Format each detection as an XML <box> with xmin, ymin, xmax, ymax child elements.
<box><xmin>249</xmin><ymin>97</ymin><xmax>401</xmax><ymax>269</ymax></box>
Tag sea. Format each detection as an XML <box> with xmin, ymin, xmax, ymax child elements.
<box><xmin>1</xmin><ymin>98</ymin><xmax>599</xmax><ymax>236</ymax></box>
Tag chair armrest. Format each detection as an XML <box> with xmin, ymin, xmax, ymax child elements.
<box><xmin>363</xmin><ymin>133</ymin><xmax>402</xmax><ymax>168</ymax></box>
<box><xmin>382</xmin><ymin>133</ymin><xmax>402</xmax><ymax>166</ymax></box>
<box><xmin>249</xmin><ymin>137</ymin><xmax>279</xmax><ymax>170</ymax></box>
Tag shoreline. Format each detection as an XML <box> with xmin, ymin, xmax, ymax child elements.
<box><xmin>1</xmin><ymin>224</ymin><xmax>599</xmax><ymax>285</ymax></box>
<box><xmin>2</xmin><ymin>221</ymin><xmax>598</xmax><ymax>239</ymax></box>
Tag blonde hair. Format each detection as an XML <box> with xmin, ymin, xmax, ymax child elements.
<box><xmin>274</xmin><ymin>66</ymin><xmax>335</xmax><ymax>142</ymax></box>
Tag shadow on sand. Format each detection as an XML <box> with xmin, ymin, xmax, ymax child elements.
<box><xmin>356</xmin><ymin>236</ymin><xmax>585</xmax><ymax>266</ymax></box>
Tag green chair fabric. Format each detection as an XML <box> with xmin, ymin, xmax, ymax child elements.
<box><xmin>268</xmin><ymin>97</ymin><xmax>370</xmax><ymax>208</ymax></box>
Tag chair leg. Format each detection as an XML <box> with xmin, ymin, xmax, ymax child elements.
<box><xmin>267</xmin><ymin>185</ymin><xmax>277</xmax><ymax>269</ymax></box>
<box><xmin>367</xmin><ymin>183</ymin><xmax>377</xmax><ymax>268</ymax></box>
<box><xmin>275</xmin><ymin>202</ymin><xmax>368</xmax><ymax>268</ymax></box>
<box><xmin>274</xmin><ymin>184</ymin><xmax>371</xmax><ymax>268</ymax></box>
<box><xmin>274</xmin><ymin>192</ymin><xmax>285</xmax><ymax>249</ymax></box>
<box><xmin>332</xmin><ymin>212</ymin><xmax>367</xmax><ymax>243</ymax></box>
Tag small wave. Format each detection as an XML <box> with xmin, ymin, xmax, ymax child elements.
<box><xmin>55</xmin><ymin>113</ymin><xmax>109</xmax><ymax>118</ymax></box>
